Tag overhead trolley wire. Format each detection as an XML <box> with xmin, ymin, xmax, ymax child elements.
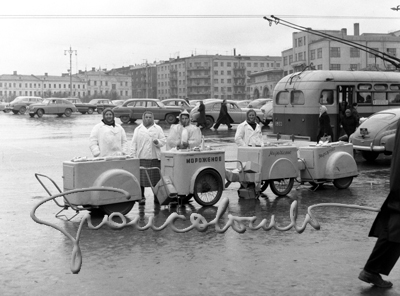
<box><xmin>0</xmin><ymin>14</ymin><xmax>396</xmax><ymax>20</ymax></box>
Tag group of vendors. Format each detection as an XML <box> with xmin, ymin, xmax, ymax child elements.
<box><xmin>89</xmin><ymin>107</ymin><xmax>263</xmax><ymax>205</ymax></box>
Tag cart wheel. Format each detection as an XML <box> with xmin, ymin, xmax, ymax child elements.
<box><xmin>193</xmin><ymin>169</ymin><xmax>223</xmax><ymax>206</ymax></box>
<box><xmin>270</xmin><ymin>178</ymin><xmax>294</xmax><ymax>196</ymax></box>
<box><xmin>100</xmin><ymin>201</ymin><xmax>135</xmax><ymax>216</ymax></box>
<box><xmin>179</xmin><ymin>194</ymin><xmax>193</xmax><ymax>204</ymax></box>
<box><xmin>260</xmin><ymin>180</ymin><xmax>269</xmax><ymax>192</ymax></box>
<box><xmin>333</xmin><ymin>177</ymin><xmax>353</xmax><ymax>189</ymax></box>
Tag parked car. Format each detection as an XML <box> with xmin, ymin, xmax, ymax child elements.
<box><xmin>162</xmin><ymin>98</ymin><xmax>192</xmax><ymax>111</ymax></box>
<box><xmin>112</xmin><ymin>100</ymin><xmax>125</xmax><ymax>106</ymax></box>
<box><xmin>190</xmin><ymin>99</ymin><xmax>265</xmax><ymax>129</ymax></box>
<box><xmin>349</xmin><ymin>108</ymin><xmax>400</xmax><ymax>161</ymax></box>
<box><xmin>88</xmin><ymin>99</ymin><xmax>115</xmax><ymax>114</ymax></box>
<box><xmin>5</xmin><ymin>96</ymin><xmax>43</xmax><ymax>114</ymax></box>
<box><xmin>28</xmin><ymin>98</ymin><xmax>78</xmax><ymax>118</ymax></box>
<box><xmin>236</xmin><ymin>100</ymin><xmax>252</xmax><ymax>108</ymax></box>
<box><xmin>66</xmin><ymin>98</ymin><xmax>96</xmax><ymax>114</ymax></box>
<box><xmin>113</xmin><ymin>98</ymin><xmax>184</xmax><ymax>124</ymax></box>
<box><xmin>247</xmin><ymin>98</ymin><xmax>272</xmax><ymax>109</ymax></box>
<box><xmin>260</xmin><ymin>100</ymin><xmax>273</xmax><ymax>125</ymax></box>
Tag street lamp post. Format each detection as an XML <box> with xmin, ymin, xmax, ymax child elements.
<box><xmin>64</xmin><ymin>46</ymin><xmax>77</xmax><ymax>97</ymax></box>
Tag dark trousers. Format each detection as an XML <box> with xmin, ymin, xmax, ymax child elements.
<box><xmin>364</xmin><ymin>223</ymin><xmax>400</xmax><ymax>276</ymax></box>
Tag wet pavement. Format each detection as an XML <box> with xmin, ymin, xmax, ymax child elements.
<box><xmin>1</xmin><ymin>112</ymin><xmax>399</xmax><ymax>296</ymax></box>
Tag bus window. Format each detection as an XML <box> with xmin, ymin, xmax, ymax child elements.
<box><xmin>357</xmin><ymin>92</ymin><xmax>372</xmax><ymax>104</ymax></box>
<box><xmin>374</xmin><ymin>84</ymin><xmax>388</xmax><ymax>91</ymax></box>
<box><xmin>390</xmin><ymin>84</ymin><xmax>400</xmax><ymax>91</ymax></box>
<box><xmin>291</xmin><ymin>91</ymin><xmax>305</xmax><ymax>105</ymax></box>
<box><xmin>276</xmin><ymin>91</ymin><xmax>289</xmax><ymax>105</ymax></box>
<box><xmin>319</xmin><ymin>90</ymin><xmax>334</xmax><ymax>105</ymax></box>
<box><xmin>358</xmin><ymin>84</ymin><xmax>372</xmax><ymax>90</ymax></box>
<box><xmin>373</xmin><ymin>92</ymin><xmax>388</xmax><ymax>105</ymax></box>
<box><xmin>388</xmin><ymin>92</ymin><xmax>400</xmax><ymax>104</ymax></box>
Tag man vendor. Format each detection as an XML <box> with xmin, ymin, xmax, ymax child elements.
<box><xmin>166</xmin><ymin>110</ymin><xmax>202</xmax><ymax>150</ymax></box>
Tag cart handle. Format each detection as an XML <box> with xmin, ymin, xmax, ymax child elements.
<box><xmin>140</xmin><ymin>166</ymin><xmax>164</xmax><ymax>194</ymax></box>
<box><xmin>224</xmin><ymin>160</ymin><xmax>246</xmax><ymax>180</ymax></box>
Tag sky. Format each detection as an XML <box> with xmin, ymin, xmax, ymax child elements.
<box><xmin>1</xmin><ymin>0</ymin><xmax>399</xmax><ymax>76</ymax></box>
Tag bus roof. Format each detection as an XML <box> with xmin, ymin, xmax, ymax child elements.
<box><xmin>279</xmin><ymin>70</ymin><xmax>400</xmax><ymax>85</ymax></box>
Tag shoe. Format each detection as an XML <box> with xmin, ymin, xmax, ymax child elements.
<box><xmin>138</xmin><ymin>198</ymin><xmax>146</xmax><ymax>205</ymax></box>
<box><xmin>358</xmin><ymin>269</ymin><xmax>393</xmax><ymax>288</ymax></box>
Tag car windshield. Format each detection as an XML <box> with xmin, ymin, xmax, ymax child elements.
<box><xmin>363</xmin><ymin>113</ymin><xmax>398</xmax><ymax>125</ymax></box>
<box><xmin>42</xmin><ymin>99</ymin><xmax>50</xmax><ymax>104</ymax></box>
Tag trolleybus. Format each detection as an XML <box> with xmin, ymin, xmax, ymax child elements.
<box><xmin>272</xmin><ymin>70</ymin><xmax>400</xmax><ymax>141</ymax></box>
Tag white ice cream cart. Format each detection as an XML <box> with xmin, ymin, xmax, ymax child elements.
<box><xmin>158</xmin><ymin>149</ymin><xmax>226</xmax><ymax>206</ymax></box>
<box><xmin>35</xmin><ymin>156</ymin><xmax>142</xmax><ymax>218</ymax></box>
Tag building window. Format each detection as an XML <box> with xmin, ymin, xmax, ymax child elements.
<box><xmin>254</xmin><ymin>63</ymin><xmax>258</xmax><ymax>67</ymax></box>
<box><xmin>350</xmin><ymin>47</ymin><xmax>360</xmax><ymax>58</ymax></box>
<box><xmin>220</xmin><ymin>71</ymin><xmax>224</xmax><ymax>75</ymax></box>
<box><xmin>260</xmin><ymin>63</ymin><xmax>264</xmax><ymax>67</ymax></box>
<box><xmin>350</xmin><ymin>64</ymin><xmax>358</xmax><ymax>70</ymax></box>
<box><xmin>289</xmin><ymin>55</ymin><xmax>293</xmax><ymax>64</ymax></box>
<box><xmin>330</xmin><ymin>47</ymin><xmax>340</xmax><ymax>58</ymax></box>
<box><xmin>387</xmin><ymin>48</ymin><xmax>397</xmax><ymax>57</ymax></box>
<box><xmin>214</xmin><ymin>62</ymin><xmax>218</xmax><ymax>67</ymax></box>
<box><xmin>294</xmin><ymin>39</ymin><xmax>297</xmax><ymax>47</ymax></box>
<box><xmin>247</xmin><ymin>62</ymin><xmax>251</xmax><ymax>67</ymax></box>
<box><xmin>214</xmin><ymin>87</ymin><xmax>218</xmax><ymax>92</ymax></box>
<box><xmin>214</xmin><ymin>71</ymin><xmax>218</xmax><ymax>75</ymax></box>
<box><xmin>221</xmin><ymin>79</ymin><xmax>224</xmax><ymax>83</ymax></box>
<box><xmin>317</xmin><ymin>64</ymin><xmax>323</xmax><ymax>70</ymax></box>
<box><xmin>283</xmin><ymin>57</ymin><xmax>288</xmax><ymax>65</ymax></box>
<box><xmin>310</xmin><ymin>49</ymin><xmax>316</xmax><ymax>60</ymax></box>
<box><xmin>227</xmin><ymin>70</ymin><xmax>231</xmax><ymax>75</ymax></box>
<box><xmin>227</xmin><ymin>79</ymin><xmax>231</xmax><ymax>83</ymax></box>
<box><xmin>317</xmin><ymin>48</ymin><xmax>322</xmax><ymax>58</ymax></box>
<box><xmin>298</xmin><ymin>37</ymin><xmax>303</xmax><ymax>47</ymax></box>
<box><xmin>276</xmin><ymin>63</ymin><xmax>280</xmax><ymax>67</ymax></box>
<box><xmin>298</xmin><ymin>52</ymin><xmax>303</xmax><ymax>61</ymax></box>
<box><xmin>214</xmin><ymin>79</ymin><xmax>218</xmax><ymax>83</ymax></box>
<box><xmin>330</xmin><ymin>64</ymin><xmax>341</xmax><ymax>70</ymax></box>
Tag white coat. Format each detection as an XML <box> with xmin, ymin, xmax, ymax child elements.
<box><xmin>235</xmin><ymin>121</ymin><xmax>264</xmax><ymax>147</ymax></box>
<box><xmin>130</xmin><ymin>123</ymin><xmax>166</xmax><ymax>159</ymax></box>
<box><xmin>166</xmin><ymin>124</ymin><xmax>202</xmax><ymax>150</ymax></box>
<box><xmin>89</xmin><ymin>122</ymin><xmax>128</xmax><ymax>157</ymax></box>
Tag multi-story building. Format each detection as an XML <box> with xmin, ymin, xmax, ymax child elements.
<box><xmin>248</xmin><ymin>69</ymin><xmax>284</xmax><ymax>99</ymax></box>
<box><xmin>282</xmin><ymin>23</ymin><xmax>400</xmax><ymax>75</ymax></box>
<box><xmin>111</xmin><ymin>62</ymin><xmax>158</xmax><ymax>98</ymax></box>
<box><xmin>76</xmin><ymin>68</ymin><xmax>131</xmax><ymax>100</ymax></box>
<box><xmin>0</xmin><ymin>71</ymin><xmax>86</xmax><ymax>101</ymax></box>
<box><xmin>157</xmin><ymin>54</ymin><xmax>281</xmax><ymax>101</ymax></box>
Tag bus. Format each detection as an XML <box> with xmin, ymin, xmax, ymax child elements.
<box><xmin>272</xmin><ymin>70</ymin><xmax>400</xmax><ymax>141</ymax></box>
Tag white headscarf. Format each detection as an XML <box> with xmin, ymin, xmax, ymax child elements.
<box><xmin>319</xmin><ymin>105</ymin><xmax>327</xmax><ymax>117</ymax></box>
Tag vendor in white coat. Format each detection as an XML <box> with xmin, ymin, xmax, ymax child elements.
<box><xmin>130</xmin><ymin>111</ymin><xmax>166</xmax><ymax>205</ymax></box>
<box><xmin>89</xmin><ymin>108</ymin><xmax>128</xmax><ymax>157</ymax></box>
<box><xmin>235</xmin><ymin>109</ymin><xmax>264</xmax><ymax>147</ymax></box>
<box><xmin>166</xmin><ymin>110</ymin><xmax>202</xmax><ymax>150</ymax></box>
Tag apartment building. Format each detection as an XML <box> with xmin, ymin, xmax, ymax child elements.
<box><xmin>282</xmin><ymin>23</ymin><xmax>400</xmax><ymax>75</ymax></box>
<box><xmin>157</xmin><ymin>54</ymin><xmax>281</xmax><ymax>101</ymax></box>
<box><xmin>0</xmin><ymin>71</ymin><xmax>86</xmax><ymax>100</ymax></box>
<box><xmin>248</xmin><ymin>69</ymin><xmax>284</xmax><ymax>99</ymax></box>
<box><xmin>111</xmin><ymin>62</ymin><xmax>158</xmax><ymax>98</ymax></box>
<box><xmin>76</xmin><ymin>68</ymin><xmax>131</xmax><ymax>100</ymax></box>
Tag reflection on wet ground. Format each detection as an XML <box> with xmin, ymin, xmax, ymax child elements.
<box><xmin>1</xmin><ymin>113</ymin><xmax>399</xmax><ymax>296</ymax></box>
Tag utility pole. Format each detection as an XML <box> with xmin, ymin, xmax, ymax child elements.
<box><xmin>64</xmin><ymin>46</ymin><xmax>77</xmax><ymax>97</ymax></box>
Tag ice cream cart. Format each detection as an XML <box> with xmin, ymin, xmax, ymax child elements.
<box><xmin>35</xmin><ymin>156</ymin><xmax>142</xmax><ymax>218</ymax></box>
<box><xmin>297</xmin><ymin>142</ymin><xmax>358</xmax><ymax>189</ymax></box>
<box><xmin>225</xmin><ymin>141</ymin><xmax>358</xmax><ymax>198</ymax></box>
<box><xmin>158</xmin><ymin>149</ymin><xmax>225</xmax><ymax>206</ymax></box>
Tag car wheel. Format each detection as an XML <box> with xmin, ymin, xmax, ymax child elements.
<box><xmin>87</xmin><ymin>108</ymin><xmax>94</xmax><ymax>114</ymax></box>
<box><xmin>12</xmin><ymin>110</ymin><xmax>19</xmax><ymax>115</ymax></box>
<box><xmin>19</xmin><ymin>106</ymin><xmax>27</xmax><ymax>115</ymax></box>
<box><xmin>165</xmin><ymin>113</ymin><xmax>177</xmax><ymax>124</ymax></box>
<box><xmin>37</xmin><ymin>109</ymin><xmax>44</xmax><ymax>118</ymax></box>
<box><xmin>64</xmin><ymin>109</ymin><xmax>72</xmax><ymax>117</ymax></box>
<box><xmin>205</xmin><ymin>116</ymin><xmax>214</xmax><ymax>129</ymax></box>
<box><xmin>97</xmin><ymin>108</ymin><xmax>103</xmax><ymax>114</ymax></box>
<box><xmin>57</xmin><ymin>114</ymin><xmax>63</xmax><ymax>117</ymax></box>
<box><xmin>361</xmin><ymin>151</ymin><xmax>379</xmax><ymax>162</ymax></box>
<box><xmin>120</xmin><ymin>116</ymin><xmax>130</xmax><ymax>124</ymax></box>
<box><xmin>80</xmin><ymin>112</ymin><xmax>87</xmax><ymax>115</ymax></box>
<box><xmin>29</xmin><ymin>114</ymin><xmax>35</xmax><ymax>118</ymax></box>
